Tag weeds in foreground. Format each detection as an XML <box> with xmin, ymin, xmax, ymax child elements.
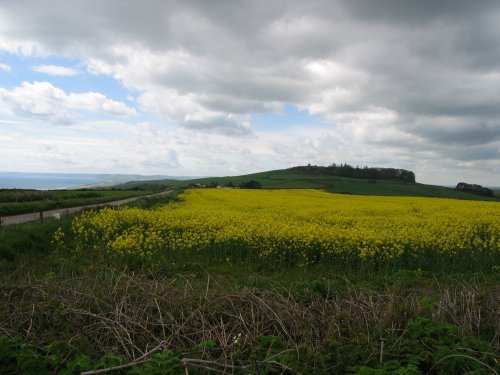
<box><xmin>1</xmin><ymin>267</ymin><xmax>498</xmax><ymax>374</ymax></box>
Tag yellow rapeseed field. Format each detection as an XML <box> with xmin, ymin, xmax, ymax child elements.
<box><xmin>68</xmin><ymin>189</ymin><xmax>499</xmax><ymax>270</ymax></box>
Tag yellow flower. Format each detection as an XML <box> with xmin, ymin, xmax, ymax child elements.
<box><xmin>68</xmin><ymin>189</ymin><xmax>500</xmax><ymax>267</ymax></box>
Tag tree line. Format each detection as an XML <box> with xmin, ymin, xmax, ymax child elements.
<box><xmin>455</xmin><ymin>182</ymin><xmax>494</xmax><ymax>197</ymax></box>
<box><xmin>289</xmin><ymin>163</ymin><xmax>416</xmax><ymax>183</ymax></box>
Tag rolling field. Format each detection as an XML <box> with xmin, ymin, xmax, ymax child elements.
<box><xmin>68</xmin><ymin>189</ymin><xmax>499</xmax><ymax>272</ymax></box>
<box><xmin>168</xmin><ymin>169</ymin><xmax>499</xmax><ymax>201</ymax></box>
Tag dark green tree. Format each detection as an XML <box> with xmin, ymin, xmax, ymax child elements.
<box><xmin>239</xmin><ymin>180</ymin><xmax>262</xmax><ymax>189</ymax></box>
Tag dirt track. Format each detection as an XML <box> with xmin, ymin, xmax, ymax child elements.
<box><xmin>0</xmin><ymin>190</ymin><xmax>173</xmax><ymax>226</ymax></box>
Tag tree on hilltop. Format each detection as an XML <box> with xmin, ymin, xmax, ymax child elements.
<box><xmin>455</xmin><ymin>182</ymin><xmax>494</xmax><ymax>197</ymax></box>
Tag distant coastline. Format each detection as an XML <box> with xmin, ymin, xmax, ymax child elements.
<box><xmin>0</xmin><ymin>172</ymin><xmax>170</xmax><ymax>190</ymax></box>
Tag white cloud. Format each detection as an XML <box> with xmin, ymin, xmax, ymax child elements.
<box><xmin>32</xmin><ymin>64</ymin><xmax>79</xmax><ymax>76</ymax></box>
<box><xmin>0</xmin><ymin>81</ymin><xmax>137</xmax><ymax>124</ymax></box>
<box><xmin>0</xmin><ymin>63</ymin><xmax>11</xmax><ymax>72</ymax></box>
<box><xmin>0</xmin><ymin>0</ymin><xmax>499</xmax><ymax>184</ymax></box>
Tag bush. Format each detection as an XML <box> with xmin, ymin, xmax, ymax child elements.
<box><xmin>239</xmin><ymin>180</ymin><xmax>262</xmax><ymax>189</ymax></box>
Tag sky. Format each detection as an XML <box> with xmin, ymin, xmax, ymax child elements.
<box><xmin>0</xmin><ymin>0</ymin><xmax>499</xmax><ymax>186</ymax></box>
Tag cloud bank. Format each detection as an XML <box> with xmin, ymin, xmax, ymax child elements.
<box><xmin>0</xmin><ymin>81</ymin><xmax>137</xmax><ymax>124</ymax></box>
<box><xmin>0</xmin><ymin>0</ymin><xmax>498</xmax><ymax>184</ymax></box>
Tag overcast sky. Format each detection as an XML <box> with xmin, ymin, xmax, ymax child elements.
<box><xmin>0</xmin><ymin>0</ymin><xmax>499</xmax><ymax>185</ymax></box>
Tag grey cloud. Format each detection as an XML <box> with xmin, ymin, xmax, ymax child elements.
<box><xmin>340</xmin><ymin>0</ymin><xmax>497</xmax><ymax>25</ymax></box>
<box><xmin>446</xmin><ymin>144</ymin><xmax>500</xmax><ymax>162</ymax></box>
<box><xmin>199</xmin><ymin>96</ymin><xmax>278</xmax><ymax>114</ymax></box>
<box><xmin>183</xmin><ymin>115</ymin><xmax>252</xmax><ymax>137</ymax></box>
<box><xmin>367</xmin><ymin>125</ymin><xmax>500</xmax><ymax>161</ymax></box>
<box><xmin>1</xmin><ymin>0</ymin><xmax>499</xmax><ymax>183</ymax></box>
<box><xmin>407</xmin><ymin>119</ymin><xmax>500</xmax><ymax>146</ymax></box>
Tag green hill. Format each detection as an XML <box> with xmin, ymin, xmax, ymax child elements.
<box><xmin>167</xmin><ymin>169</ymin><xmax>498</xmax><ymax>201</ymax></box>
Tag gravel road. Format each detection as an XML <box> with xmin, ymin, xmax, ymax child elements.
<box><xmin>0</xmin><ymin>190</ymin><xmax>173</xmax><ymax>226</ymax></box>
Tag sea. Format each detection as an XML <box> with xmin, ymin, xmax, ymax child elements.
<box><xmin>0</xmin><ymin>172</ymin><xmax>112</xmax><ymax>190</ymax></box>
<box><xmin>0</xmin><ymin>172</ymin><xmax>180</xmax><ymax>190</ymax></box>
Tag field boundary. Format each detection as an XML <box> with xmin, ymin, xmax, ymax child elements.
<box><xmin>0</xmin><ymin>190</ymin><xmax>173</xmax><ymax>226</ymax></box>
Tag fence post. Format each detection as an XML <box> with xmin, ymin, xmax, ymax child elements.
<box><xmin>39</xmin><ymin>211</ymin><xmax>44</xmax><ymax>223</ymax></box>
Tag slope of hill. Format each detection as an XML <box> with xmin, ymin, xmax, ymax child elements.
<box><xmin>110</xmin><ymin>179</ymin><xmax>176</xmax><ymax>190</ymax></box>
<box><xmin>167</xmin><ymin>169</ymin><xmax>498</xmax><ymax>201</ymax></box>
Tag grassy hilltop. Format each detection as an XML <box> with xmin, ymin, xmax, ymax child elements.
<box><xmin>165</xmin><ymin>168</ymin><xmax>498</xmax><ymax>201</ymax></box>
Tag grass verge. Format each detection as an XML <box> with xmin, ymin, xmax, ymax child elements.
<box><xmin>0</xmin><ymin>189</ymin><xmax>161</xmax><ymax>216</ymax></box>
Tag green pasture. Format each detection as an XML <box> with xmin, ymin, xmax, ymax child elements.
<box><xmin>0</xmin><ymin>188</ymin><xmax>160</xmax><ymax>216</ymax></box>
<box><xmin>168</xmin><ymin>169</ymin><xmax>498</xmax><ymax>201</ymax></box>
